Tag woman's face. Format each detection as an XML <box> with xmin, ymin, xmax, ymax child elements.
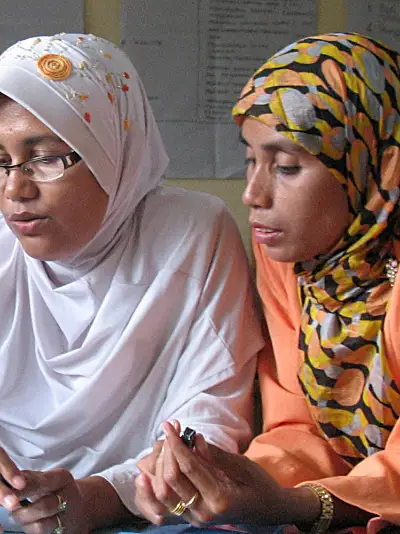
<box><xmin>241</xmin><ymin>117</ymin><xmax>350</xmax><ymax>263</ymax></box>
<box><xmin>0</xmin><ymin>98</ymin><xmax>108</xmax><ymax>261</ymax></box>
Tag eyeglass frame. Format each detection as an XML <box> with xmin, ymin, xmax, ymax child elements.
<box><xmin>0</xmin><ymin>151</ymin><xmax>82</xmax><ymax>183</ymax></box>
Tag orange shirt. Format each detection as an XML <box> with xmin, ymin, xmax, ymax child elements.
<box><xmin>246</xmin><ymin>241</ymin><xmax>400</xmax><ymax>530</ymax></box>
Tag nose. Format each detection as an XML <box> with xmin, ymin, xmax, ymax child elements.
<box><xmin>1</xmin><ymin>168</ymin><xmax>39</xmax><ymax>201</ymax></box>
<box><xmin>242</xmin><ymin>163</ymin><xmax>273</xmax><ymax>209</ymax></box>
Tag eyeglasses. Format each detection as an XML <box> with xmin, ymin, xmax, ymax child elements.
<box><xmin>0</xmin><ymin>151</ymin><xmax>82</xmax><ymax>183</ymax></box>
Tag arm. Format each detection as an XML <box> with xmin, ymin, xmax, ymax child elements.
<box><xmin>141</xmin><ymin>421</ymin><xmax>372</xmax><ymax>529</ymax></box>
<box><xmin>95</xmin><ymin>205</ymin><xmax>264</xmax><ymax>519</ymax></box>
<box><xmin>76</xmin><ymin>476</ymin><xmax>135</xmax><ymax>531</ymax></box>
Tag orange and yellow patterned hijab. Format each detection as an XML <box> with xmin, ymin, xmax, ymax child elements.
<box><xmin>233</xmin><ymin>33</ymin><xmax>400</xmax><ymax>465</ymax></box>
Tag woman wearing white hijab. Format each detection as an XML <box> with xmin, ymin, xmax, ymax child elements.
<box><xmin>0</xmin><ymin>34</ymin><xmax>263</xmax><ymax>534</ymax></box>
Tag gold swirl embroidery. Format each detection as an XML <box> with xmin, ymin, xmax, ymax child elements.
<box><xmin>36</xmin><ymin>54</ymin><xmax>73</xmax><ymax>81</ymax></box>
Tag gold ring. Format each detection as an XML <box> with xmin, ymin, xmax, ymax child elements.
<box><xmin>183</xmin><ymin>492</ymin><xmax>199</xmax><ymax>509</ymax></box>
<box><xmin>168</xmin><ymin>499</ymin><xmax>186</xmax><ymax>516</ymax></box>
<box><xmin>56</xmin><ymin>493</ymin><xmax>68</xmax><ymax>513</ymax></box>
<box><xmin>53</xmin><ymin>514</ymin><xmax>65</xmax><ymax>534</ymax></box>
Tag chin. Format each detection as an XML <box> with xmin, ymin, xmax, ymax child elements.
<box><xmin>18</xmin><ymin>241</ymin><xmax>66</xmax><ymax>262</ymax></box>
<box><xmin>261</xmin><ymin>245</ymin><xmax>303</xmax><ymax>264</ymax></box>
<box><xmin>262</xmin><ymin>239</ymin><xmax>324</xmax><ymax>264</ymax></box>
<box><xmin>22</xmin><ymin>249</ymin><xmax>59</xmax><ymax>261</ymax></box>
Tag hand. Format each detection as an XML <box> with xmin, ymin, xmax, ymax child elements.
<box><xmin>11</xmin><ymin>468</ymin><xmax>89</xmax><ymax>534</ymax></box>
<box><xmin>154</xmin><ymin>421</ymin><xmax>293</xmax><ymax>526</ymax></box>
<box><xmin>0</xmin><ymin>447</ymin><xmax>27</xmax><ymax>512</ymax></box>
<box><xmin>137</xmin><ymin>440</ymin><xmax>164</xmax><ymax>478</ymax></box>
<box><xmin>135</xmin><ymin>440</ymin><xmax>167</xmax><ymax>525</ymax></box>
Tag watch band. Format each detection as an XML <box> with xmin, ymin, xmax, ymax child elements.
<box><xmin>303</xmin><ymin>483</ymin><xmax>334</xmax><ymax>534</ymax></box>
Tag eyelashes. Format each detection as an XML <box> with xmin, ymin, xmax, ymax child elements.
<box><xmin>244</xmin><ymin>158</ymin><xmax>301</xmax><ymax>176</ymax></box>
<box><xmin>276</xmin><ymin>165</ymin><xmax>301</xmax><ymax>175</ymax></box>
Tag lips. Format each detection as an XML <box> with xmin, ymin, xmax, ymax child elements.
<box><xmin>250</xmin><ymin>221</ymin><xmax>283</xmax><ymax>246</ymax></box>
<box><xmin>6</xmin><ymin>212</ymin><xmax>50</xmax><ymax>236</ymax></box>
<box><xmin>8</xmin><ymin>212</ymin><xmax>47</xmax><ymax>222</ymax></box>
<box><xmin>253</xmin><ymin>227</ymin><xmax>278</xmax><ymax>234</ymax></box>
<box><xmin>251</xmin><ymin>222</ymin><xmax>281</xmax><ymax>233</ymax></box>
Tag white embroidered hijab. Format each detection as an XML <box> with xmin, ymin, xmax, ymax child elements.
<box><xmin>0</xmin><ymin>35</ymin><xmax>168</xmax><ymax>461</ymax></box>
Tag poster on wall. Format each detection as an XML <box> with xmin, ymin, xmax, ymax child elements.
<box><xmin>347</xmin><ymin>0</ymin><xmax>399</xmax><ymax>50</ymax></box>
<box><xmin>0</xmin><ymin>0</ymin><xmax>84</xmax><ymax>53</ymax></box>
<box><xmin>120</xmin><ymin>0</ymin><xmax>317</xmax><ymax>178</ymax></box>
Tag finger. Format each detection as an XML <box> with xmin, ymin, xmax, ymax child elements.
<box><xmin>162</xmin><ymin>431</ymin><xmax>201</xmax><ymax>506</ymax></box>
<box><xmin>137</xmin><ymin>440</ymin><xmax>165</xmax><ymax>476</ymax></box>
<box><xmin>154</xmin><ymin>437</ymin><xmax>177</xmax><ymax>507</ymax></box>
<box><xmin>163</xmin><ymin>422</ymin><xmax>220</xmax><ymax>497</ymax></box>
<box><xmin>0</xmin><ymin>449</ymin><xmax>26</xmax><ymax>490</ymax></box>
<box><xmin>0</xmin><ymin>450</ymin><xmax>26</xmax><ymax>509</ymax></box>
<box><xmin>21</xmin><ymin>513</ymin><xmax>61</xmax><ymax>534</ymax></box>
<box><xmin>170</xmin><ymin>419</ymin><xmax>181</xmax><ymax>434</ymax></box>
<box><xmin>135</xmin><ymin>473</ymin><xmax>165</xmax><ymax>525</ymax></box>
<box><xmin>12</xmin><ymin>492</ymin><xmax>59</xmax><ymax>524</ymax></box>
<box><xmin>193</xmin><ymin>433</ymin><xmax>212</xmax><ymax>462</ymax></box>
<box><xmin>153</xmin><ymin>440</ymin><xmax>165</xmax><ymax>456</ymax></box>
<box><xmin>18</xmin><ymin>468</ymin><xmax>72</xmax><ymax>501</ymax></box>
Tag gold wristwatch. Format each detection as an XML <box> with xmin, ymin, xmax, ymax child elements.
<box><xmin>303</xmin><ymin>483</ymin><xmax>334</xmax><ymax>534</ymax></box>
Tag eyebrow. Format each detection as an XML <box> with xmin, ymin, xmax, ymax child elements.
<box><xmin>239</xmin><ymin>131</ymin><xmax>302</xmax><ymax>155</ymax></box>
<box><xmin>239</xmin><ymin>133</ymin><xmax>249</xmax><ymax>146</ymax></box>
<box><xmin>0</xmin><ymin>135</ymin><xmax>66</xmax><ymax>150</ymax></box>
<box><xmin>24</xmin><ymin>135</ymin><xmax>65</xmax><ymax>146</ymax></box>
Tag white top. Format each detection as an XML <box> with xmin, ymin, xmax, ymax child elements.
<box><xmin>0</xmin><ymin>186</ymin><xmax>263</xmax><ymax>513</ymax></box>
<box><xmin>0</xmin><ymin>34</ymin><xmax>264</xmax><ymax>515</ymax></box>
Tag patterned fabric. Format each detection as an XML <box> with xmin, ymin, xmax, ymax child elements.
<box><xmin>232</xmin><ymin>33</ymin><xmax>400</xmax><ymax>465</ymax></box>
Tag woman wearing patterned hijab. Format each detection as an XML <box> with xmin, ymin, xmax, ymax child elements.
<box><xmin>0</xmin><ymin>34</ymin><xmax>264</xmax><ymax>533</ymax></box>
<box><xmin>142</xmin><ymin>34</ymin><xmax>400</xmax><ymax>533</ymax></box>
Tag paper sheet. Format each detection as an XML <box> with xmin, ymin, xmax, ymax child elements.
<box><xmin>347</xmin><ymin>0</ymin><xmax>400</xmax><ymax>50</ymax></box>
<box><xmin>0</xmin><ymin>0</ymin><xmax>84</xmax><ymax>53</ymax></box>
<box><xmin>120</xmin><ymin>0</ymin><xmax>317</xmax><ymax>178</ymax></box>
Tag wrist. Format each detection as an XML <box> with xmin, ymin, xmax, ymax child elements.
<box><xmin>295</xmin><ymin>484</ymin><xmax>334</xmax><ymax>534</ymax></box>
<box><xmin>77</xmin><ymin>476</ymin><xmax>131</xmax><ymax>531</ymax></box>
<box><xmin>76</xmin><ymin>477</ymin><xmax>100</xmax><ymax>531</ymax></box>
<box><xmin>279</xmin><ymin>486</ymin><xmax>322</xmax><ymax>528</ymax></box>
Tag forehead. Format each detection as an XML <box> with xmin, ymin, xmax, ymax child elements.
<box><xmin>241</xmin><ymin>117</ymin><xmax>305</xmax><ymax>155</ymax></box>
<box><xmin>0</xmin><ymin>96</ymin><xmax>46</xmax><ymax>127</ymax></box>
<box><xmin>0</xmin><ymin>96</ymin><xmax>66</xmax><ymax>147</ymax></box>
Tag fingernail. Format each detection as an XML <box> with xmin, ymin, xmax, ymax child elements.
<box><xmin>136</xmin><ymin>474</ymin><xmax>145</xmax><ymax>487</ymax></box>
<box><xmin>172</xmin><ymin>420</ymin><xmax>180</xmax><ymax>431</ymax></box>
<box><xmin>162</xmin><ymin>421</ymin><xmax>171</xmax><ymax>434</ymax></box>
<box><xmin>4</xmin><ymin>495</ymin><xmax>18</xmax><ymax>509</ymax></box>
<box><xmin>154</xmin><ymin>514</ymin><xmax>164</xmax><ymax>525</ymax></box>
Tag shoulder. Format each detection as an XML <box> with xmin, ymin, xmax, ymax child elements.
<box><xmin>132</xmin><ymin>186</ymin><xmax>247</xmax><ymax>279</ymax></box>
<box><xmin>143</xmin><ymin>186</ymin><xmax>230</xmax><ymax>224</ymax></box>
<box><xmin>141</xmin><ymin>186</ymin><xmax>242</xmax><ymax>247</ymax></box>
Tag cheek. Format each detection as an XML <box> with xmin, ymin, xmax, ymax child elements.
<box><xmin>279</xmin><ymin>178</ymin><xmax>349</xmax><ymax>258</ymax></box>
<box><xmin>299</xmin><ymin>184</ymin><xmax>349</xmax><ymax>253</ymax></box>
<box><xmin>62</xmin><ymin>188</ymin><xmax>107</xmax><ymax>234</ymax></box>
<box><xmin>47</xmin><ymin>176</ymin><xmax>108</xmax><ymax>249</ymax></box>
